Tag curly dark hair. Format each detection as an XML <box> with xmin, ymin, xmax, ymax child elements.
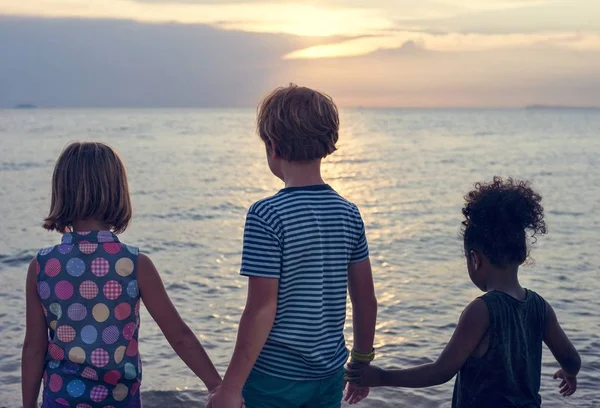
<box><xmin>462</xmin><ymin>177</ymin><xmax>547</xmax><ymax>267</ymax></box>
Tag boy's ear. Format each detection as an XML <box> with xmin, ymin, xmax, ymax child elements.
<box><xmin>268</xmin><ymin>141</ymin><xmax>279</xmax><ymax>159</ymax></box>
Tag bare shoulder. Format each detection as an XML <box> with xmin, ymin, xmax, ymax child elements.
<box><xmin>27</xmin><ymin>256</ymin><xmax>38</xmax><ymax>279</ymax></box>
<box><xmin>137</xmin><ymin>253</ymin><xmax>158</xmax><ymax>277</ymax></box>
<box><xmin>460</xmin><ymin>298</ymin><xmax>489</xmax><ymax>324</ymax></box>
<box><xmin>29</xmin><ymin>256</ymin><xmax>37</xmax><ymax>269</ymax></box>
<box><xmin>137</xmin><ymin>253</ymin><xmax>152</xmax><ymax>267</ymax></box>
<box><xmin>544</xmin><ymin>298</ymin><xmax>558</xmax><ymax>322</ymax></box>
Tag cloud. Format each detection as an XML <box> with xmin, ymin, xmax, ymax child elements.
<box><xmin>0</xmin><ymin>0</ymin><xmax>393</xmax><ymax>37</ymax></box>
<box><xmin>397</xmin><ymin>1</ymin><xmax>600</xmax><ymax>35</ymax></box>
<box><xmin>284</xmin><ymin>36</ymin><xmax>406</xmax><ymax>59</ymax></box>
<box><xmin>3</xmin><ymin>0</ymin><xmax>593</xmax><ymax>39</ymax></box>
<box><xmin>1</xmin><ymin>15</ymin><xmax>598</xmax><ymax>108</ymax></box>
<box><xmin>285</xmin><ymin>46</ymin><xmax>600</xmax><ymax>107</ymax></box>
<box><xmin>0</xmin><ymin>16</ymin><xmax>312</xmax><ymax>108</ymax></box>
<box><xmin>285</xmin><ymin>37</ymin><xmax>430</xmax><ymax>60</ymax></box>
<box><xmin>285</xmin><ymin>31</ymin><xmax>600</xmax><ymax>59</ymax></box>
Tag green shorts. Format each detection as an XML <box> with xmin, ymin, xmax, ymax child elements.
<box><xmin>242</xmin><ymin>367</ymin><xmax>345</xmax><ymax>408</ymax></box>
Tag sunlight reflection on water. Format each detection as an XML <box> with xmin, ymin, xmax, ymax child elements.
<box><xmin>1</xmin><ymin>108</ymin><xmax>599</xmax><ymax>407</ymax></box>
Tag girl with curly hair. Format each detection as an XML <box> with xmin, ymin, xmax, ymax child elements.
<box><xmin>346</xmin><ymin>177</ymin><xmax>581</xmax><ymax>407</ymax></box>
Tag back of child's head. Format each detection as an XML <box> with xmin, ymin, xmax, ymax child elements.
<box><xmin>43</xmin><ymin>142</ymin><xmax>131</xmax><ymax>233</ymax></box>
<box><xmin>257</xmin><ymin>83</ymin><xmax>339</xmax><ymax>161</ymax></box>
<box><xmin>462</xmin><ymin>177</ymin><xmax>547</xmax><ymax>267</ymax></box>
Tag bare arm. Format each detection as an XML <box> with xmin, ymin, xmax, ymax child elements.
<box><xmin>348</xmin><ymin>258</ymin><xmax>377</xmax><ymax>354</ymax></box>
<box><xmin>543</xmin><ymin>301</ymin><xmax>580</xmax><ymax>376</ymax></box>
<box><xmin>137</xmin><ymin>254</ymin><xmax>221</xmax><ymax>391</ymax></box>
<box><xmin>207</xmin><ymin>208</ymin><xmax>281</xmax><ymax>408</ymax></box>
<box><xmin>348</xmin><ymin>299</ymin><xmax>489</xmax><ymax>388</ymax></box>
<box><xmin>207</xmin><ymin>277</ymin><xmax>278</xmax><ymax>407</ymax></box>
<box><xmin>22</xmin><ymin>258</ymin><xmax>48</xmax><ymax>408</ymax></box>
<box><xmin>345</xmin><ymin>257</ymin><xmax>378</xmax><ymax>404</ymax></box>
<box><xmin>220</xmin><ymin>277</ymin><xmax>278</xmax><ymax>393</ymax></box>
<box><xmin>543</xmin><ymin>300</ymin><xmax>580</xmax><ymax>396</ymax></box>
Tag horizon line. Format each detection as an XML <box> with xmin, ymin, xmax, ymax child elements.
<box><xmin>4</xmin><ymin>105</ymin><xmax>600</xmax><ymax>111</ymax></box>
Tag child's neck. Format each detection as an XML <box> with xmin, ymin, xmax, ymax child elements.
<box><xmin>281</xmin><ymin>160</ymin><xmax>325</xmax><ymax>188</ymax></box>
<box><xmin>486</xmin><ymin>265</ymin><xmax>526</xmax><ymax>300</ymax></box>
<box><xmin>71</xmin><ymin>220</ymin><xmax>112</xmax><ymax>232</ymax></box>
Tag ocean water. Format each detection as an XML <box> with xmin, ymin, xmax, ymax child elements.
<box><xmin>1</xmin><ymin>108</ymin><xmax>599</xmax><ymax>407</ymax></box>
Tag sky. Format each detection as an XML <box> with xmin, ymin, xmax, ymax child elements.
<box><xmin>0</xmin><ymin>0</ymin><xmax>599</xmax><ymax>107</ymax></box>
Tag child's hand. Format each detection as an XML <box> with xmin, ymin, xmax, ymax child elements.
<box><xmin>345</xmin><ymin>363</ymin><xmax>385</xmax><ymax>387</ymax></box>
<box><xmin>553</xmin><ymin>369</ymin><xmax>577</xmax><ymax>397</ymax></box>
<box><xmin>344</xmin><ymin>382</ymin><xmax>369</xmax><ymax>405</ymax></box>
<box><xmin>205</xmin><ymin>386</ymin><xmax>245</xmax><ymax>408</ymax></box>
<box><xmin>343</xmin><ymin>361</ymin><xmax>372</xmax><ymax>404</ymax></box>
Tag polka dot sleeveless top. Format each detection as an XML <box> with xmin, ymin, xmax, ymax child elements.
<box><xmin>37</xmin><ymin>231</ymin><xmax>142</xmax><ymax>406</ymax></box>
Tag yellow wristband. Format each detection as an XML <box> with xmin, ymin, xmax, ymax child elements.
<box><xmin>351</xmin><ymin>348</ymin><xmax>375</xmax><ymax>363</ymax></box>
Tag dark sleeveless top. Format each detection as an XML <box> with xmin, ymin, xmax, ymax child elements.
<box><xmin>452</xmin><ymin>290</ymin><xmax>547</xmax><ymax>408</ymax></box>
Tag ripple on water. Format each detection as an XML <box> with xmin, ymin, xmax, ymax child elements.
<box><xmin>1</xmin><ymin>109</ymin><xmax>600</xmax><ymax>407</ymax></box>
<box><xmin>0</xmin><ymin>161</ymin><xmax>46</xmax><ymax>171</ymax></box>
<box><xmin>0</xmin><ymin>251</ymin><xmax>33</xmax><ymax>267</ymax></box>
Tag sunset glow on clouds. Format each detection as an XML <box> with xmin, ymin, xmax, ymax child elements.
<box><xmin>0</xmin><ymin>0</ymin><xmax>394</xmax><ymax>37</ymax></box>
<box><xmin>284</xmin><ymin>32</ymin><xmax>600</xmax><ymax>59</ymax></box>
<box><xmin>1</xmin><ymin>0</ymin><xmax>599</xmax><ymax>107</ymax></box>
<box><xmin>2</xmin><ymin>0</ymin><xmax>599</xmax><ymax>53</ymax></box>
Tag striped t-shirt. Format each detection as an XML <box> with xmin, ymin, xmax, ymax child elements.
<box><xmin>240</xmin><ymin>184</ymin><xmax>369</xmax><ymax>380</ymax></box>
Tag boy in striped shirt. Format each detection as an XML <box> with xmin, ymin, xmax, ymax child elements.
<box><xmin>208</xmin><ymin>84</ymin><xmax>378</xmax><ymax>408</ymax></box>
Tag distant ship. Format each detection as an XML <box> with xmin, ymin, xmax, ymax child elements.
<box><xmin>13</xmin><ymin>103</ymin><xmax>38</xmax><ymax>109</ymax></box>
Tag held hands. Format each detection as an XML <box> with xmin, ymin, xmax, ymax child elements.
<box><xmin>553</xmin><ymin>369</ymin><xmax>577</xmax><ymax>397</ymax></box>
<box><xmin>206</xmin><ymin>385</ymin><xmax>245</xmax><ymax>408</ymax></box>
<box><xmin>345</xmin><ymin>361</ymin><xmax>385</xmax><ymax>388</ymax></box>
<box><xmin>344</xmin><ymin>381</ymin><xmax>370</xmax><ymax>405</ymax></box>
<box><xmin>343</xmin><ymin>361</ymin><xmax>374</xmax><ymax>405</ymax></box>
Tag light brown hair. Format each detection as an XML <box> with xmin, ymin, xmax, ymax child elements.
<box><xmin>257</xmin><ymin>84</ymin><xmax>339</xmax><ymax>161</ymax></box>
<box><xmin>43</xmin><ymin>142</ymin><xmax>132</xmax><ymax>233</ymax></box>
